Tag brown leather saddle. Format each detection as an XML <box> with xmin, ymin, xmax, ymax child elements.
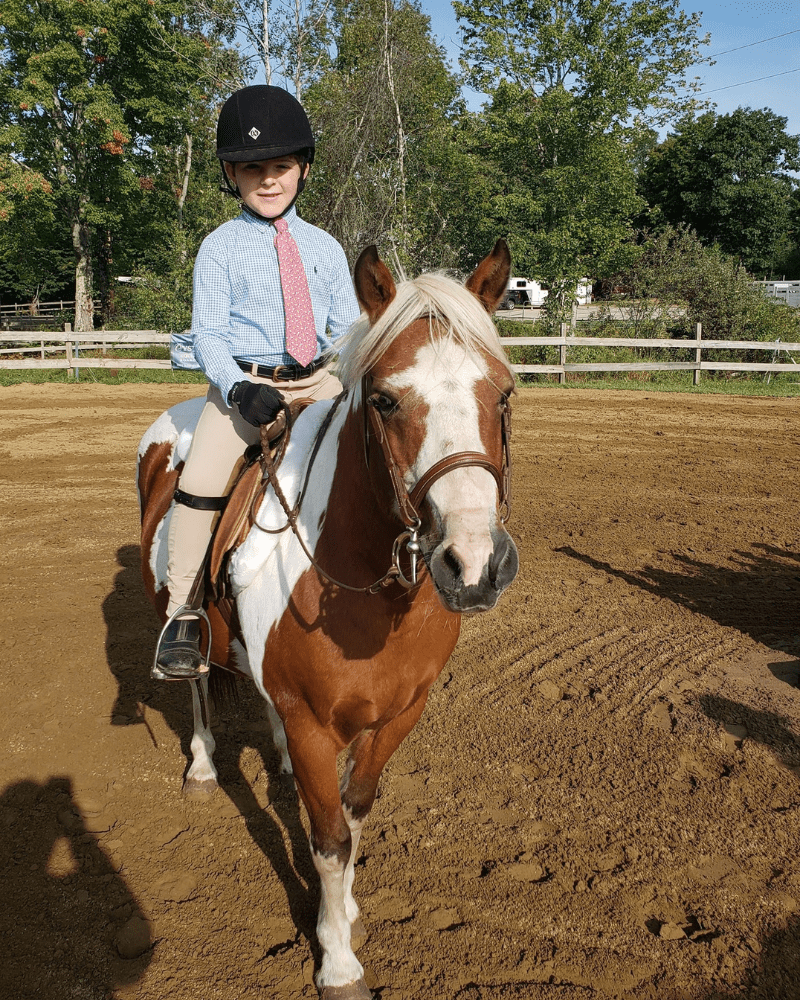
<box><xmin>205</xmin><ymin>398</ymin><xmax>315</xmax><ymax>605</ymax></box>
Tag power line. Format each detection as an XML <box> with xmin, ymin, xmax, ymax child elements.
<box><xmin>708</xmin><ymin>27</ymin><xmax>800</xmax><ymax>58</ymax></box>
<box><xmin>697</xmin><ymin>66</ymin><xmax>800</xmax><ymax>96</ymax></box>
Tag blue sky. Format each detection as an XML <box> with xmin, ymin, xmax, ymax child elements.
<box><xmin>423</xmin><ymin>0</ymin><xmax>800</xmax><ymax>138</ymax></box>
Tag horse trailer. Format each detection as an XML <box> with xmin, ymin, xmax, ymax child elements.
<box><xmin>499</xmin><ymin>277</ymin><xmax>592</xmax><ymax>310</ymax></box>
<box><xmin>500</xmin><ymin>278</ymin><xmax>548</xmax><ymax>310</ymax></box>
<box><xmin>757</xmin><ymin>280</ymin><xmax>800</xmax><ymax>308</ymax></box>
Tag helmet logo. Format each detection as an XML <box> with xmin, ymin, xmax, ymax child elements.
<box><xmin>248</xmin><ymin>127</ymin><xmax>261</xmax><ymax>140</ymax></box>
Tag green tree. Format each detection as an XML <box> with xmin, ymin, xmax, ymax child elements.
<box><xmin>449</xmin><ymin>0</ymin><xmax>710</xmax><ymax>326</ymax></box>
<box><xmin>449</xmin><ymin>83</ymin><xmax>643</xmax><ymax>326</ymax></box>
<box><xmin>0</xmin><ymin>0</ymin><xmax>240</xmax><ymax>329</ymax></box>
<box><xmin>453</xmin><ymin>0</ymin><xmax>709</xmax><ymax>128</ymax></box>
<box><xmin>0</xmin><ymin>156</ymin><xmax>73</xmax><ymax>306</ymax></box>
<box><xmin>224</xmin><ymin>0</ymin><xmax>334</xmax><ymax>98</ymax></box>
<box><xmin>638</xmin><ymin>107</ymin><xmax>800</xmax><ymax>275</ymax></box>
<box><xmin>302</xmin><ymin>0</ymin><xmax>464</xmax><ymax>271</ymax></box>
<box><xmin>606</xmin><ymin>225</ymin><xmax>800</xmax><ymax>344</ymax></box>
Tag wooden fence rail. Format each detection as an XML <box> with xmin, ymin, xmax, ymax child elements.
<box><xmin>0</xmin><ymin>299</ymin><xmax>75</xmax><ymax>317</ymax></box>
<box><xmin>1</xmin><ymin>326</ymin><xmax>799</xmax><ymax>383</ymax></box>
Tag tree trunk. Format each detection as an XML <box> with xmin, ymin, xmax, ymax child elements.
<box><xmin>176</xmin><ymin>134</ymin><xmax>193</xmax><ymax>233</ymax></box>
<box><xmin>71</xmin><ymin>216</ymin><xmax>94</xmax><ymax>332</ymax></box>
<box><xmin>263</xmin><ymin>0</ymin><xmax>272</xmax><ymax>83</ymax></box>
<box><xmin>98</xmin><ymin>229</ymin><xmax>113</xmax><ymax>326</ymax></box>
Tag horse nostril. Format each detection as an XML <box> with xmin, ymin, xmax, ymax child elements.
<box><xmin>442</xmin><ymin>545</ymin><xmax>463</xmax><ymax>582</ymax></box>
<box><xmin>489</xmin><ymin>533</ymin><xmax>518</xmax><ymax>588</ymax></box>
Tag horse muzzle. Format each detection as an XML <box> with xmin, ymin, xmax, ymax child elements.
<box><xmin>428</xmin><ymin>526</ymin><xmax>519</xmax><ymax>613</ymax></box>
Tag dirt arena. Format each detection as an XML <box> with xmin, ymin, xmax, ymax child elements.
<box><xmin>1</xmin><ymin>383</ymin><xmax>799</xmax><ymax>1000</ymax></box>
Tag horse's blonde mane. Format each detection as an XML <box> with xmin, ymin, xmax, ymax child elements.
<box><xmin>337</xmin><ymin>272</ymin><xmax>511</xmax><ymax>389</ymax></box>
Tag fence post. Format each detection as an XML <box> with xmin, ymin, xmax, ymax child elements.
<box><xmin>693</xmin><ymin>322</ymin><xmax>702</xmax><ymax>386</ymax></box>
<box><xmin>559</xmin><ymin>322</ymin><xmax>568</xmax><ymax>385</ymax></box>
<box><xmin>64</xmin><ymin>321</ymin><xmax>78</xmax><ymax>380</ymax></box>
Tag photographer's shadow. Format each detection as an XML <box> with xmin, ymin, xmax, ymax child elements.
<box><xmin>0</xmin><ymin>776</ymin><xmax>151</xmax><ymax>998</ymax></box>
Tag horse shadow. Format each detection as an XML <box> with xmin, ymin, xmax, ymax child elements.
<box><xmin>101</xmin><ymin>544</ymin><xmax>321</xmax><ymax>949</ymax></box>
<box><xmin>557</xmin><ymin>541</ymin><xmax>800</xmax><ymax>660</ymax></box>
<box><xmin>695</xmin><ymin>912</ymin><xmax>800</xmax><ymax>1000</ymax></box>
<box><xmin>0</xmin><ymin>776</ymin><xmax>151</xmax><ymax>999</ymax></box>
<box><xmin>557</xmin><ymin>542</ymin><xmax>800</xmax><ymax>772</ymax></box>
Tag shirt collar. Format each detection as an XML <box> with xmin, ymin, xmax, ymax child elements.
<box><xmin>240</xmin><ymin>203</ymin><xmax>298</xmax><ymax>230</ymax></box>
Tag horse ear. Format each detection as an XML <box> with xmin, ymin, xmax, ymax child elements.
<box><xmin>354</xmin><ymin>245</ymin><xmax>397</xmax><ymax>323</ymax></box>
<box><xmin>465</xmin><ymin>239</ymin><xmax>512</xmax><ymax>313</ymax></box>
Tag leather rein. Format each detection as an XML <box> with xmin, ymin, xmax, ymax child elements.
<box><xmin>259</xmin><ymin>375</ymin><xmax>512</xmax><ymax>595</ymax></box>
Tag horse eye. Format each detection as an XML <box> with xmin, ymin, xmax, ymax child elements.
<box><xmin>370</xmin><ymin>393</ymin><xmax>396</xmax><ymax>415</ymax></box>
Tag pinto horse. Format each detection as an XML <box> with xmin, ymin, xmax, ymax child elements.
<box><xmin>137</xmin><ymin>240</ymin><xmax>518</xmax><ymax>998</ymax></box>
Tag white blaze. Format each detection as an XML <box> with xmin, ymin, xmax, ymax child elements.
<box><xmin>385</xmin><ymin>342</ymin><xmax>498</xmax><ymax>587</ymax></box>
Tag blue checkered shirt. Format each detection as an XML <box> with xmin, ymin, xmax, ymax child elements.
<box><xmin>191</xmin><ymin>205</ymin><xmax>360</xmax><ymax>401</ymax></box>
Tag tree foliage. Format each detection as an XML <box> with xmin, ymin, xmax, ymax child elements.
<box><xmin>302</xmin><ymin>0</ymin><xmax>463</xmax><ymax>271</ymax></box>
<box><xmin>446</xmin><ymin>0</ymin><xmax>711</xmax><ymax>327</ymax></box>
<box><xmin>605</xmin><ymin>225</ymin><xmax>800</xmax><ymax>343</ymax></box>
<box><xmin>638</xmin><ymin>108</ymin><xmax>800</xmax><ymax>275</ymax></box>
<box><xmin>0</xmin><ymin>0</ymin><xmax>241</xmax><ymax>325</ymax></box>
<box><xmin>3</xmin><ymin>0</ymin><xmax>798</xmax><ymax>348</ymax></box>
<box><xmin>453</xmin><ymin>0</ymin><xmax>709</xmax><ymax>128</ymax></box>
<box><xmin>0</xmin><ymin>155</ymin><xmax>73</xmax><ymax>303</ymax></box>
<box><xmin>452</xmin><ymin>82</ymin><xmax>643</xmax><ymax>327</ymax></box>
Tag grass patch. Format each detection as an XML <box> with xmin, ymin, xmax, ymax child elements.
<box><xmin>515</xmin><ymin>371</ymin><xmax>800</xmax><ymax>397</ymax></box>
<box><xmin>0</xmin><ymin>367</ymin><xmax>207</xmax><ymax>387</ymax></box>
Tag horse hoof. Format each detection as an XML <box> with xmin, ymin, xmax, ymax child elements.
<box><xmin>350</xmin><ymin>916</ymin><xmax>368</xmax><ymax>951</ymax></box>
<box><xmin>319</xmin><ymin>979</ymin><xmax>372</xmax><ymax>1000</ymax></box>
<box><xmin>182</xmin><ymin>777</ymin><xmax>218</xmax><ymax>800</ymax></box>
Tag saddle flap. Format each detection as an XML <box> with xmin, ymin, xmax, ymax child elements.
<box><xmin>208</xmin><ymin>458</ymin><xmax>264</xmax><ymax>594</ymax></box>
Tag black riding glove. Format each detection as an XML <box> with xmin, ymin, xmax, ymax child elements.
<box><xmin>229</xmin><ymin>380</ymin><xmax>284</xmax><ymax>426</ymax></box>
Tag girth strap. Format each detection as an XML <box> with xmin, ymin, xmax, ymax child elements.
<box><xmin>174</xmin><ymin>488</ymin><xmax>229</xmax><ymax>511</ymax></box>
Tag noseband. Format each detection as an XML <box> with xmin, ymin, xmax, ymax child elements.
<box><xmin>261</xmin><ymin>377</ymin><xmax>512</xmax><ymax>594</ymax></box>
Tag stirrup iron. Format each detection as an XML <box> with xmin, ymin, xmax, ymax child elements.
<box><xmin>151</xmin><ymin>605</ymin><xmax>212</xmax><ymax>682</ymax></box>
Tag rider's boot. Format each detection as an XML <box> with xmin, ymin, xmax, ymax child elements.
<box><xmin>154</xmin><ymin>615</ymin><xmax>204</xmax><ymax>680</ymax></box>
<box><xmin>152</xmin><ymin>500</ymin><xmax>218</xmax><ymax>681</ymax></box>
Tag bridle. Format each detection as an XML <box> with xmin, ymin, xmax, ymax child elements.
<box><xmin>260</xmin><ymin>375</ymin><xmax>512</xmax><ymax>594</ymax></box>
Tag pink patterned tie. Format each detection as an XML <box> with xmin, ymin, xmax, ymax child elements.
<box><xmin>273</xmin><ymin>216</ymin><xmax>317</xmax><ymax>366</ymax></box>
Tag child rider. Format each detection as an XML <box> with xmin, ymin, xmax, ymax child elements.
<box><xmin>154</xmin><ymin>85</ymin><xmax>360</xmax><ymax>680</ymax></box>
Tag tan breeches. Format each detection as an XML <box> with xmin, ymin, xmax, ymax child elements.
<box><xmin>166</xmin><ymin>366</ymin><xmax>342</xmax><ymax>615</ymax></box>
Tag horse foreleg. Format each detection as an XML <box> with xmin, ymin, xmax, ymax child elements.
<box><xmin>339</xmin><ymin>694</ymin><xmax>430</xmax><ymax>943</ymax></box>
<box><xmin>338</xmin><ymin>756</ymin><xmax>367</xmax><ymax>937</ymax></box>
<box><xmin>183</xmin><ymin>676</ymin><xmax>218</xmax><ymax>797</ymax></box>
<box><xmin>286</xmin><ymin>722</ymin><xmax>369</xmax><ymax>998</ymax></box>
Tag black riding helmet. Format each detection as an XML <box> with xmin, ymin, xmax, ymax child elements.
<box><xmin>217</xmin><ymin>85</ymin><xmax>315</xmax><ymax>202</ymax></box>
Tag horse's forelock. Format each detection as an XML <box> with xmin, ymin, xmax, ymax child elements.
<box><xmin>337</xmin><ymin>273</ymin><xmax>510</xmax><ymax>389</ymax></box>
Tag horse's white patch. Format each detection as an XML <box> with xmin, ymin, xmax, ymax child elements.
<box><xmin>137</xmin><ymin>396</ymin><xmax>204</xmax><ymax>460</ymax></box>
<box><xmin>230</xmin><ymin>398</ymin><xmax>343</xmax><ymax>591</ymax></box>
<box><xmin>137</xmin><ymin>397</ymin><xmax>204</xmax><ymax>515</ymax></box>
<box><xmin>186</xmin><ymin>677</ymin><xmax>217</xmax><ymax>788</ymax></box>
<box><xmin>230</xmin><ymin>396</ymin><xmax>349</xmax><ymax>704</ymax></box>
<box><xmin>174</xmin><ymin>426</ymin><xmax>195</xmax><ymax>469</ymax></box>
<box><xmin>139</xmin><ymin>393</ymin><xmax>347</xmax><ymax>704</ymax></box>
<box><xmin>312</xmin><ymin>847</ymin><xmax>365</xmax><ymax>989</ymax></box>
<box><xmin>150</xmin><ymin>505</ymin><xmax>171</xmax><ymax>594</ymax></box>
